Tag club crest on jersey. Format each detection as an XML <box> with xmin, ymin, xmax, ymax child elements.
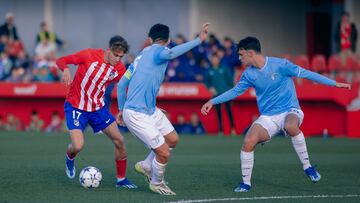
<box><xmin>109</xmin><ymin>71</ymin><xmax>116</xmax><ymax>80</ymax></box>
<box><xmin>271</xmin><ymin>73</ymin><xmax>278</xmax><ymax>81</ymax></box>
<box><xmin>74</xmin><ymin>119</ymin><xmax>80</xmax><ymax>127</ymax></box>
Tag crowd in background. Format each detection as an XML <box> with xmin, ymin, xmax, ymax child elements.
<box><xmin>0</xmin><ymin>11</ymin><xmax>359</xmax><ymax>135</ymax></box>
<box><xmin>0</xmin><ymin>12</ymin><xmax>64</xmax><ymax>83</ymax></box>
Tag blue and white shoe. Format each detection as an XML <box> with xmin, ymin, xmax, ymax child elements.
<box><xmin>65</xmin><ymin>155</ymin><xmax>76</xmax><ymax>179</ymax></box>
<box><xmin>234</xmin><ymin>182</ymin><xmax>251</xmax><ymax>192</ymax></box>
<box><xmin>304</xmin><ymin>166</ymin><xmax>321</xmax><ymax>183</ymax></box>
<box><xmin>116</xmin><ymin>178</ymin><xmax>138</xmax><ymax>189</ymax></box>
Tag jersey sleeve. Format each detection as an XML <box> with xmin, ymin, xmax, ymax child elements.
<box><xmin>210</xmin><ymin>71</ymin><xmax>253</xmax><ymax>105</ymax></box>
<box><xmin>154</xmin><ymin>38</ymin><xmax>202</xmax><ymax>64</ymax></box>
<box><xmin>56</xmin><ymin>49</ymin><xmax>91</xmax><ymax>71</ymax></box>
<box><xmin>113</xmin><ymin>62</ymin><xmax>127</xmax><ymax>82</ymax></box>
<box><xmin>117</xmin><ymin>64</ymin><xmax>135</xmax><ymax>110</ymax></box>
<box><xmin>281</xmin><ymin>59</ymin><xmax>336</xmax><ymax>86</ymax></box>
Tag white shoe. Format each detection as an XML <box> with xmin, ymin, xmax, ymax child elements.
<box><xmin>149</xmin><ymin>181</ymin><xmax>176</xmax><ymax>195</ymax></box>
<box><xmin>135</xmin><ymin>161</ymin><xmax>151</xmax><ymax>183</ymax></box>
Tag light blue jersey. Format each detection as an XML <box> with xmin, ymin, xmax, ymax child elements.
<box><xmin>211</xmin><ymin>57</ymin><xmax>336</xmax><ymax>116</ymax></box>
<box><xmin>117</xmin><ymin>38</ymin><xmax>201</xmax><ymax>115</ymax></box>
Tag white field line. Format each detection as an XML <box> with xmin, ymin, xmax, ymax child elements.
<box><xmin>165</xmin><ymin>194</ymin><xmax>360</xmax><ymax>203</ymax></box>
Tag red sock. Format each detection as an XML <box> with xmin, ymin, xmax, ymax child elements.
<box><xmin>66</xmin><ymin>148</ymin><xmax>78</xmax><ymax>159</ymax></box>
<box><xmin>116</xmin><ymin>159</ymin><xmax>127</xmax><ymax>179</ymax></box>
<box><xmin>66</xmin><ymin>144</ymin><xmax>77</xmax><ymax>159</ymax></box>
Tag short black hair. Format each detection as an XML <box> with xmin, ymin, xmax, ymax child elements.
<box><xmin>148</xmin><ymin>24</ymin><xmax>170</xmax><ymax>42</ymax></box>
<box><xmin>109</xmin><ymin>35</ymin><xmax>129</xmax><ymax>53</ymax></box>
<box><xmin>237</xmin><ymin>36</ymin><xmax>261</xmax><ymax>53</ymax></box>
<box><xmin>342</xmin><ymin>11</ymin><xmax>350</xmax><ymax>17</ymax></box>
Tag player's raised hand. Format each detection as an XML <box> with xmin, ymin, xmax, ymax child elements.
<box><xmin>201</xmin><ymin>100</ymin><xmax>213</xmax><ymax>115</ymax></box>
<box><xmin>336</xmin><ymin>82</ymin><xmax>351</xmax><ymax>90</ymax></box>
<box><xmin>199</xmin><ymin>22</ymin><xmax>210</xmax><ymax>42</ymax></box>
<box><xmin>116</xmin><ymin>111</ymin><xmax>125</xmax><ymax>126</ymax></box>
<box><xmin>62</xmin><ymin>68</ymin><xmax>71</xmax><ymax>86</ymax></box>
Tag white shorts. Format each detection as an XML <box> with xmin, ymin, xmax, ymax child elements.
<box><xmin>253</xmin><ymin>108</ymin><xmax>304</xmax><ymax>138</ymax></box>
<box><xmin>123</xmin><ymin>108</ymin><xmax>175</xmax><ymax>149</ymax></box>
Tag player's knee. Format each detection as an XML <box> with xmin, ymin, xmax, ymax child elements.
<box><xmin>72</xmin><ymin>142</ymin><xmax>84</xmax><ymax>152</ymax></box>
<box><xmin>243</xmin><ymin>136</ymin><xmax>257</xmax><ymax>151</ymax></box>
<box><xmin>285</xmin><ymin>124</ymin><xmax>300</xmax><ymax>136</ymax></box>
<box><xmin>113</xmin><ymin>137</ymin><xmax>125</xmax><ymax>149</ymax></box>
<box><xmin>167</xmin><ymin>137</ymin><xmax>178</xmax><ymax>148</ymax></box>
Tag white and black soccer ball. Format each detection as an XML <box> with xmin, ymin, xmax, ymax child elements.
<box><xmin>79</xmin><ymin>166</ymin><xmax>102</xmax><ymax>188</ymax></box>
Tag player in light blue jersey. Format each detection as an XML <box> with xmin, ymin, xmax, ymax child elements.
<box><xmin>117</xmin><ymin>23</ymin><xmax>210</xmax><ymax>195</ymax></box>
<box><xmin>201</xmin><ymin>37</ymin><xmax>351</xmax><ymax>192</ymax></box>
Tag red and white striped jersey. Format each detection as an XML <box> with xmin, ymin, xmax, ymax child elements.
<box><xmin>56</xmin><ymin>48</ymin><xmax>126</xmax><ymax>112</ymax></box>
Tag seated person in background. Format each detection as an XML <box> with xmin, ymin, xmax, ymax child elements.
<box><xmin>27</xmin><ymin>110</ymin><xmax>44</xmax><ymax>132</ymax></box>
<box><xmin>46</xmin><ymin>111</ymin><xmax>63</xmax><ymax>133</ymax></box>
<box><xmin>186</xmin><ymin>112</ymin><xmax>205</xmax><ymax>135</ymax></box>
<box><xmin>5</xmin><ymin>113</ymin><xmax>21</xmax><ymax>131</ymax></box>
<box><xmin>173</xmin><ymin>113</ymin><xmax>191</xmax><ymax>134</ymax></box>
<box><xmin>36</xmin><ymin>22</ymin><xmax>64</xmax><ymax>50</ymax></box>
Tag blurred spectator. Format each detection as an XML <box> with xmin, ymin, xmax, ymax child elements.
<box><xmin>186</xmin><ymin>112</ymin><xmax>205</xmax><ymax>135</ymax></box>
<box><xmin>0</xmin><ymin>12</ymin><xmax>19</xmax><ymax>41</ymax></box>
<box><xmin>35</xmin><ymin>36</ymin><xmax>57</xmax><ymax>60</ymax></box>
<box><xmin>32</xmin><ymin>65</ymin><xmax>54</xmax><ymax>82</ymax></box>
<box><xmin>5</xmin><ymin>113</ymin><xmax>21</xmax><ymax>131</ymax></box>
<box><xmin>124</xmin><ymin>53</ymin><xmax>135</xmax><ymax>68</ymax></box>
<box><xmin>173</xmin><ymin>113</ymin><xmax>191</xmax><ymax>134</ymax></box>
<box><xmin>192</xmin><ymin>57</ymin><xmax>209</xmax><ymax>82</ymax></box>
<box><xmin>0</xmin><ymin>52</ymin><xmax>13</xmax><ymax>79</ymax></box>
<box><xmin>205</xmin><ymin>54</ymin><xmax>236</xmax><ymax>135</ymax></box>
<box><xmin>0</xmin><ymin>35</ymin><xmax>7</xmax><ymax>53</ymax></box>
<box><xmin>222</xmin><ymin>36</ymin><xmax>241</xmax><ymax>76</ymax></box>
<box><xmin>27</xmin><ymin>110</ymin><xmax>44</xmax><ymax>132</ymax></box>
<box><xmin>36</xmin><ymin>22</ymin><xmax>64</xmax><ymax>50</ymax></box>
<box><xmin>6</xmin><ymin>66</ymin><xmax>25</xmax><ymax>82</ymax></box>
<box><xmin>45</xmin><ymin>111</ymin><xmax>63</xmax><ymax>133</ymax></box>
<box><xmin>0</xmin><ymin>115</ymin><xmax>5</xmax><ymax>131</ymax></box>
<box><xmin>335</xmin><ymin>11</ymin><xmax>358</xmax><ymax>64</ymax></box>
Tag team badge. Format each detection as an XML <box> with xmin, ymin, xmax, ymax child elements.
<box><xmin>271</xmin><ymin>73</ymin><xmax>278</xmax><ymax>80</ymax></box>
<box><xmin>74</xmin><ymin>119</ymin><xmax>80</xmax><ymax>127</ymax></box>
<box><xmin>109</xmin><ymin>71</ymin><xmax>116</xmax><ymax>80</ymax></box>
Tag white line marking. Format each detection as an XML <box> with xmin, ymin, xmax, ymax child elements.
<box><xmin>165</xmin><ymin>194</ymin><xmax>360</xmax><ymax>203</ymax></box>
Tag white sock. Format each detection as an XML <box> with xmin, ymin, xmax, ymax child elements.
<box><xmin>143</xmin><ymin>150</ymin><xmax>156</xmax><ymax>171</ymax></box>
<box><xmin>291</xmin><ymin>132</ymin><xmax>311</xmax><ymax>170</ymax></box>
<box><xmin>151</xmin><ymin>158</ymin><xmax>167</xmax><ymax>184</ymax></box>
<box><xmin>240</xmin><ymin>150</ymin><xmax>254</xmax><ymax>186</ymax></box>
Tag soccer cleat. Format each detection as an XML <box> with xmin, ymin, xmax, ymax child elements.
<box><xmin>234</xmin><ymin>182</ymin><xmax>251</xmax><ymax>192</ymax></box>
<box><xmin>149</xmin><ymin>181</ymin><xmax>176</xmax><ymax>195</ymax></box>
<box><xmin>135</xmin><ymin>161</ymin><xmax>151</xmax><ymax>183</ymax></box>
<box><xmin>65</xmin><ymin>155</ymin><xmax>76</xmax><ymax>179</ymax></box>
<box><xmin>304</xmin><ymin>166</ymin><xmax>321</xmax><ymax>183</ymax></box>
<box><xmin>116</xmin><ymin>178</ymin><xmax>138</xmax><ymax>189</ymax></box>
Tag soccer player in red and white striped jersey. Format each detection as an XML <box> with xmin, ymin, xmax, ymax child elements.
<box><xmin>56</xmin><ymin>35</ymin><xmax>137</xmax><ymax>188</ymax></box>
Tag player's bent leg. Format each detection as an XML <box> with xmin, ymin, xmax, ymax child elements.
<box><xmin>66</xmin><ymin>129</ymin><xmax>84</xmax><ymax>179</ymax></box>
<box><xmin>164</xmin><ymin>130</ymin><xmax>179</xmax><ymax>148</ymax></box>
<box><xmin>149</xmin><ymin>143</ymin><xmax>176</xmax><ymax>195</ymax></box>
<box><xmin>236</xmin><ymin>124</ymin><xmax>269</xmax><ymax>192</ymax></box>
<box><xmin>103</xmin><ymin>122</ymin><xmax>127</xmax><ymax>159</ymax></box>
<box><xmin>285</xmin><ymin>114</ymin><xmax>321</xmax><ymax>183</ymax></box>
<box><xmin>102</xmin><ymin>122</ymin><xmax>137</xmax><ymax>189</ymax></box>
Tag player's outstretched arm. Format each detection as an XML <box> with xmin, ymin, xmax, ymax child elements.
<box><xmin>201</xmin><ymin>100</ymin><xmax>213</xmax><ymax>115</ymax></box>
<box><xmin>335</xmin><ymin>82</ymin><xmax>351</xmax><ymax>90</ymax></box>
<box><xmin>116</xmin><ymin>73</ymin><xmax>131</xmax><ymax>126</ymax></box>
<box><xmin>159</xmin><ymin>23</ymin><xmax>210</xmax><ymax>60</ymax></box>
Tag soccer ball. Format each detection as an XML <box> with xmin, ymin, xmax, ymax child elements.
<box><xmin>79</xmin><ymin>166</ymin><xmax>102</xmax><ymax>188</ymax></box>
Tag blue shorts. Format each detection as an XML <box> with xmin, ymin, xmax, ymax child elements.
<box><xmin>64</xmin><ymin>102</ymin><xmax>115</xmax><ymax>133</ymax></box>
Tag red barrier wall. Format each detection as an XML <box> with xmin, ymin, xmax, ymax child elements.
<box><xmin>0</xmin><ymin>82</ymin><xmax>358</xmax><ymax>137</ymax></box>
